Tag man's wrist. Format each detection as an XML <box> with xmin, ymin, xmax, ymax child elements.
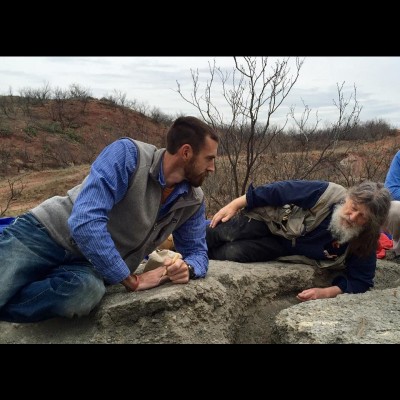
<box><xmin>122</xmin><ymin>274</ymin><xmax>140</xmax><ymax>291</ymax></box>
<box><xmin>186</xmin><ymin>263</ymin><xmax>196</xmax><ymax>279</ymax></box>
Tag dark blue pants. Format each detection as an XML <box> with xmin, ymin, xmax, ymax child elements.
<box><xmin>206</xmin><ymin>213</ymin><xmax>285</xmax><ymax>262</ymax></box>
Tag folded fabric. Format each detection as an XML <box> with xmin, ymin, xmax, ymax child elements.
<box><xmin>0</xmin><ymin>217</ymin><xmax>15</xmax><ymax>234</ymax></box>
<box><xmin>376</xmin><ymin>232</ymin><xmax>393</xmax><ymax>259</ymax></box>
<box><xmin>142</xmin><ymin>249</ymin><xmax>182</xmax><ymax>272</ymax></box>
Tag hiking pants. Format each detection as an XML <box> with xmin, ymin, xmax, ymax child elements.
<box><xmin>206</xmin><ymin>213</ymin><xmax>286</xmax><ymax>262</ymax></box>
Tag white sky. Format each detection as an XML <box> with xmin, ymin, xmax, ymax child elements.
<box><xmin>0</xmin><ymin>56</ymin><xmax>399</xmax><ymax>129</ymax></box>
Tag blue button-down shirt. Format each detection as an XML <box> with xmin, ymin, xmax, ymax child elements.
<box><xmin>68</xmin><ymin>139</ymin><xmax>208</xmax><ymax>284</ymax></box>
<box><xmin>385</xmin><ymin>150</ymin><xmax>400</xmax><ymax>200</ymax></box>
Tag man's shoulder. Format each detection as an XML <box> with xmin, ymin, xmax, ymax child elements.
<box><xmin>327</xmin><ymin>181</ymin><xmax>346</xmax><ymax>190</ymax></box>
<box><xmin>319</xmin><ymin>182</ymin><xmax>346</xmax><ymax>202</ymax></box>
<box><xmin>118</xmin><ymin>137</ymin><xmax>157</xmax><ymax>150</ymax></box>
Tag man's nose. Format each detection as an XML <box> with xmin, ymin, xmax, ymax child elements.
<box><xmin>349</xmin><ymin>211</ymin><xmax>360</xmax><ymax>222</ymax></box>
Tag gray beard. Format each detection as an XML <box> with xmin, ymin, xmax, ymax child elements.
<box><xmin>328</xmin><ymin>204</ymin><xmax>364</xmax><ymax>244</ymax></box>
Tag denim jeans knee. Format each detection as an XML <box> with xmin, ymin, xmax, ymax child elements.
<box><xmin>52</xmin><ymin>266</ymin><xmax>106</xmax><ymax>318</ymax></box>
<box><xmin>0</xmin><ymin>213</ymin><xmax>68</xmax><ymax>309</ymax></box>
<box><xmin>0</xmin><ymin>264</ymin><xmax>106</xmax><ymax>322</ymax></box>
<box><xmin>0</xmin><ymin>213</ymin><xmax>106</xmax><ymax>322</ymax></box>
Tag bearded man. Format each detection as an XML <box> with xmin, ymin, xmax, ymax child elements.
<box><xmin>0</xmin><ymin>116</ymin><xmax>219</xmax><ymax>322</ymax></box>
<box><xmin>206</xmin><ymin>180</ymin><xmax>391</xmax><ymax>302</ymax></box>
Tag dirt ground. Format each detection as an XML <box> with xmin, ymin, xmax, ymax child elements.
<box><xmin>0</xmin><ymin>165</ymin><xmax>90</xmax><ymax>216</ymax></box>
<box><xmin>0</xmin><ymin>98</ymin><xmax>171</xmax><ymax>217</ymax></box>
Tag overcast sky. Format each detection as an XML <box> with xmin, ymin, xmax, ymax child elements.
<box><xmin>1</xmin><ymin>56</ymin><xmax>399</xmax><ymax>129</ymax></box>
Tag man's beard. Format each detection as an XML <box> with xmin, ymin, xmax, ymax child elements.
<box><xmin>184</xmin><ymin>158</ymin><xmax>208</xmax><ymax>187</ymax></box>
<box><xmin>328</xmin><ymin>203</ymin><xmax>364</xmax><ymax>244</ymax></box>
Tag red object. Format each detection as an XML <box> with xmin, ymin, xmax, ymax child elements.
<box><xmin>376</xmin><ymin>232</ymin><xmax>393</xmax><ymax>259</ymax></box>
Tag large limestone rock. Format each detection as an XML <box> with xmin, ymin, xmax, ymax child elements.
<box><xmin>0</xmin><ymin>259</ymin><xmax>399</xmax><ymax>344</ymax></box>
<box><xmin>0</xmin><ymin>261</ymin><xmax>315</xmax><ymax>343</ymax></box>
<box><xmin>272</xmin><ymin>260</ymin><xmax>400</xmax><ymax>344</ymax></box>
<box><xmin>272</xmin><ymin>289</ymin><xmax>400</xmax><ymax>344</ymax></box>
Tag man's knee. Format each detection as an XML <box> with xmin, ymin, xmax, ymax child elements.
<box><xmin>57</xmin><ymin>271</ymin><xmax>106</xmax><ymax>318</ymax></box>
<box><xmin>214</xmin><ymin>243</ymin><xmax>249</xmax><ymax>262</ymax></box>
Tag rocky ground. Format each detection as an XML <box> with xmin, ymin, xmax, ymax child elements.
<box><xmin>0</xmin><ymin>258</ymin><xmax>399</xmax><ymax>344</ymax></box>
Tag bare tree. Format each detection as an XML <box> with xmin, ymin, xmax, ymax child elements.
<box><xmin>280</xmin><ymin>83</ymin><xmax>362</xmax><ymax>182</ymax></box>
<box><xmin>150</xmin><ymin>107</ymin><xmax>174</xmax><ymax>125</ymax></box>
<box><xmin>31</xmin><ymin>82</ymin><xmax>52</xmax><ymax>106</ymax></box>
<box><xmin>0</xmin><ymin>178</ymin><xmax>25</xmax><ymax>216</ymax></box>
<box><xmin>17</xmin><ymin>83</ymin><xmax>51</xmax><ymax>121</ymax></box>
<box><xmin>69</xmin><ymin>83</ymin><xmax>92</xmax><ymax>114</ymax></box>
<box><xmin>0</xmin><ymin>87</ymin><xmax>19</xmax><ymax>119</ymax></box>
<box><xmin>103</xmin><ymin>90</ymin><xmax>129</xmax><ymax>110</ymax></box>
<box><xmin>47</xmin><ymin>86</ymin><xmax>86</xmax><ymax>131</ymax></box>
<box><xmin>329</xmin><ymin>137</ymin><xmax>398</xmax><ymax>186</ymax></box>
<box><xmin>48</xmin><ymin>87</ymin><xmax>69</xmax><ymax>129</ymax></box>
<box><xmin>0</xmin><ymin>146</ymin><xmax>12</xmax><ymax>176</ymax></box>
<box><xmin>176</xmin><ymin>56</ymin><xmax>304</xmax><ymax>207</ymax></box>
<box><xmin>128</xmin><ymin>98</ymin><xmax>150</xmax><ymax>116</ymax></box>
<box><xmin>113</xmin><ymin>90</ymin><xmax>127</xmax><ymax>107</ymax></box>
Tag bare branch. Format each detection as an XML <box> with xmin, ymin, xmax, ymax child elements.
<box><xmin>0</xmin><ymin>178</ymin><xmax>25</xmax><ymax>216</ymax></box>
<box><xmin>177</xmin><ymin>56</ymin><xmax>305</xmax><ymax>201</ymax></box>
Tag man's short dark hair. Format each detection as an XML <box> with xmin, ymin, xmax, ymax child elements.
<box><xmin>166</xmin><ymin>116</ymin><xmax>219</xmax><ymax>154</ymax></box>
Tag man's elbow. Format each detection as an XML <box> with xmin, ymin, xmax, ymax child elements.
<box><xmin>391</xmin><ymin>189</ymin><xmax>400</xmax><ymax>201</ymax></box>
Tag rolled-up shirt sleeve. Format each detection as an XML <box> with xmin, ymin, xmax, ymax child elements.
<box><xmin>172</xmin><ymin>202</ymin><xmax>208</xmax><ymax>278</ymax></box>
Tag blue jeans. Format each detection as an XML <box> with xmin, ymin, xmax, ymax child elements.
<box><xmin>0</xmin><ymin>213</ymin><xmax>106</xmax><ymax>322</ymax></box>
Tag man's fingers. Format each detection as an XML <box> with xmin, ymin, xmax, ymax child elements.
<box><xmin>162</xmin><ymin>254</ymin><xmax>181</xmax><ymax>276</ymax></box>
<box><xmin>297</xmin><ymin>288</ymin><xmax>319</xmax><ymax>302</ymax></box>
<box><xmin>210</xmin><ymin>215</ymin><xmax>221</xmax><ymax>228</ymax></box>
<box><xmin>296</xmin><ymin>289</ymin><xmax>312</xmax><ymax>301</ymax></box>
<box><xmin>167</xmin><ymin>262</ymin><xmax>190</xmax><ymax>283</ymax></box>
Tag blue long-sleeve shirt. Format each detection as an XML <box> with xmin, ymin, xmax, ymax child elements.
<box><xmin>245</xmin><ymin>180</ymin><xmax>376</xmax><ymax>294</ymax></box>
<box><xmin>385</xmin><ymin>150</ymin><xmax>400</xmax><ymax>200</ymax></box>
<box><xmin>68</xmin><ymin>139</ymin><xmax>208</xmax><ymax>284</ymax></box>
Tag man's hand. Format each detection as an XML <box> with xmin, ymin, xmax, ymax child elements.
<box><xmin>209</xmin><ymin>195</ymin><xmax>247</xmax><ymax>228</ymax></box>
<box><xmin>121</xmin><ymin>256</ymin><xmax>190</xmax><ymax>292</ymax></box>
<box><xmin>162</xmin><ymin>256</ymin><xmax>190</xmax><ymax>284</ymax></box>
<box><xmin>138</xmin><ymin>267</ymin><xmax>170</xmax><ymax>290</ymax></box>
<box><xmin>296</xmin><ymin>286</ymin><xmax>343</xmax><ymax>302</ymax></box>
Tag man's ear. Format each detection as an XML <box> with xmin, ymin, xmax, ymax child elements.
<box><xmin>181</xmin><ymin>144</ymin><xmax>193</xmax><ymax>161</ymax></box>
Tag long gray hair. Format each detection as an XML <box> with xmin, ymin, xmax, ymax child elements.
<box><xmin>347</xmin><ymin>181</ymin><xmax>391</xmax><ymax>257</ymax></box>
